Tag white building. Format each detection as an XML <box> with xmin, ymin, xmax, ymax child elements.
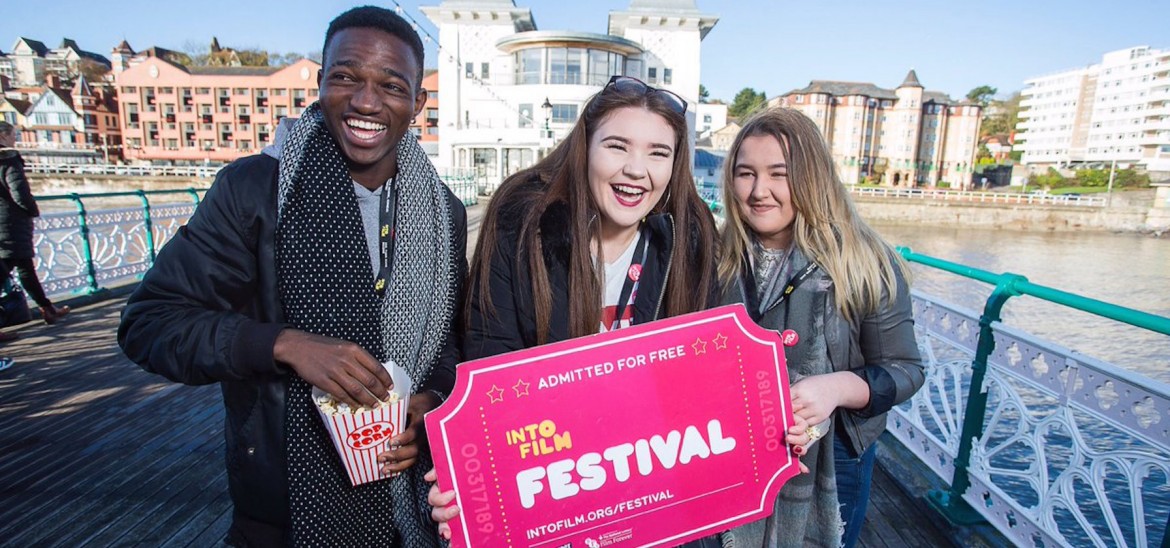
<box><xmin>1016</xmin><ymin>46</ymin><xmax>1170</xmax><ymax>175</ymax></box>
<box><xmin>695</xmin><ymin>102</ymin><xmax>727</xmax><ymax>137</ymax></box>
<box><xmin>420</xmin><ymin>0</ymin><xmax>718</xmax><ymax>183</ymax></box>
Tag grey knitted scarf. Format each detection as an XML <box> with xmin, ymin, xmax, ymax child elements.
<box><xmin>720</xmin><ymin>245</ymin><xmax>842</xmax><ymax>548</ymax></box>
<box><xmin>275</xmin><ymin>102</ymin><xmax>457</xmax><ymax>547</ymax></box>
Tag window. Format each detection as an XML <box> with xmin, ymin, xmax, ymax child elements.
<box><xmin>515</xmin><ymin>49</ymin><xmax>542</xmax><ymax>85</ymax></box>
<box><xmin>551</xmin><ymin>104</ymin><xmax>578</xmax><ymax>124</ymax></box>
<box><xmin>427</xmin><ymin>90</ymin><xmax>438</xmax><ymax>100</ymax></box>
<box><xmin>663</xmin><ymin>68</ymin><xmax>672</xmax><ymax>85</ymax></box>
<box><xmin>465</xmin><ymin>62</ymin><xmax>474</xmax><ymax>78</ymax></box>
<box><xmin>33</xmin><ymin>113</ymin><xmax>49</xmax><ymax>125</ymax></box>
<box><xmin>519</xmin><ymin>103</ymin><xmax>533</xmax><ymax>129</ymax></box>
<box><xmin>481</xmin><ymin>62</ymin><xmax>490</xmax><ymax>79</ymax></box>
<box><xmin>703</xmin><ymin>115</ymin><xmax>712</xmax><ymax>123</ymax></box>
<box><xmin>648</xmin><ymin>67</ymin><xmax>658</xmax><ymax>83</ymax></box>
<box><xmin>196</xmin><ymin>87</ymin><xmax>210</xmax><ymax>95</ymax></box>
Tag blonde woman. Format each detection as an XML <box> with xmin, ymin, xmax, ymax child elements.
<box><xmin>717</xmin><ymin>108</ymin><xmax>924</xmax><ymax>547</ymax></box>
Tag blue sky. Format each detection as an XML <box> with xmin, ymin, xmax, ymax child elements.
<box><xmin>4</xmin><ymin>0</ymin><xmax>1167</xmax><ymax>102</ymax></box>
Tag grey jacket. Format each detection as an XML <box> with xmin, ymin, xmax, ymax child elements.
<box><xmin>723</xmin><ymin>246</ymin><xmax>924</xmax><ymax>456</ymax></box>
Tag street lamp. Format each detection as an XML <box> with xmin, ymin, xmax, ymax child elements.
<box><xmin>541</xmin><ymin>97</ymin><xmax>552</xmax><ymax>138</ymax></box>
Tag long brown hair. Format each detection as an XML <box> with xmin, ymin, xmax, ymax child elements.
<box><xmin>716</xmin><ymin>108</ymin><xmax>909</xmax><ymax>320</ymax></box>
<box><xmin>469</xmin><ymin>85</ymin><xmax>716</xmax><ymax>343</ymax></box>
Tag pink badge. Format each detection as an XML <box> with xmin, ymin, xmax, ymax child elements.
<box><xmin>627</xmin><ymin>263</ymin><xmax>642</xmax><ymax>282</ymax></box>
<box><xmin>781</xmin><ymin>329</ymin><xmax>799</xmax><ymax>347</ymax></box>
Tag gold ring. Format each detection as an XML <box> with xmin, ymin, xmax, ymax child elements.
<box><xmin>806</xmin><ymin>424</ymin><xmax>822</xmax><ymax>443</ymax></box>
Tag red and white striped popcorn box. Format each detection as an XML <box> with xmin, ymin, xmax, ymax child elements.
<box><xmin>312</xmin><ymin>360</ymin><xmax>412</xmax><ymax>486</ymax></box>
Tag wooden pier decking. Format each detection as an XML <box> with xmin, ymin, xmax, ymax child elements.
<box><xmin>0</xmin><ymin>204</ymin><xmax>983</xmax><ymax>547</ymax></box>
<box><xmin>0</xmin><ymin>297</ymin><xmax>969</xmax><ymax>547</ymax></box>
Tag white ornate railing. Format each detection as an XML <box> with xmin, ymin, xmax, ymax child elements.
<box><xmin>848</xmin><ymin>186</ymin><xmax>1107</xmax><ymax>207</ymax></box>
<box><xmin>888</xmin><ymin>255</ymin><xmax>1170</xmax><ymax>548</ymax></box>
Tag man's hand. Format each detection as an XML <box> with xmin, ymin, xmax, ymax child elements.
<box><xmin>378</xmin><ymin>391</ymin><xmax>443</xmax><ymax>476</ymax></box>
<box><xmin>273</xmin><ymin>328</ymin><xmax>392</xmax><ymax>408</ymax></box>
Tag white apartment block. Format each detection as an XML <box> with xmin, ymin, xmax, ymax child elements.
<box><xmin>420</xmin><ymin>0</ymin><xmax>717</xmax><ymax>182</ymax></box>
<box><xmin>1017</xmin><ymin>46</ymin><xmax>1170</xmax><ymax>174</ymax></box>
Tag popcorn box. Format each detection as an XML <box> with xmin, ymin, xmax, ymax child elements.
<box><xmin>313</xmin><ymin>361</ymin><xmax>413</xmax><ymax>486</ymax></box>
<box><xmin>427</xmin><ymin>304</ymin><xmax>800</xmax><ymax>547</ymax></box>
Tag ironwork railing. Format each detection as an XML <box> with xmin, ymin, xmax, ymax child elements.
<box><xmin>850</xmin><ymin>186</ymin><xmax>1106</xmax><ymax>207</ymax></box>
<box><xmin>23</xmin><ymin>181</ymin><xmax>478</xmax><ymax>302</ymax></box>
<box><xmin>887</xmin><ymin>248</ymin><xmax>1170</xmax><ymax>548</ymax></box>
<box><xmin>440</xmin><ymin>167</ymin><xmax>479</xmax><ymax>206</ymax></box>
<box><xmin>26</xmin><ymin>163</ymin><xmax>222</xmax><ymax>179</ymax></box>
<box><xmin>30</xmin><ymin>189</ymin><xmax>207</xmax><ymax>298</ymax></box>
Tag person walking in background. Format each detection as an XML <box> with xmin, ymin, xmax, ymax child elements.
<box><xmin>0</xmin><ymin>121</ymin><xmax>70</xmax><ymax>330</ymax></box>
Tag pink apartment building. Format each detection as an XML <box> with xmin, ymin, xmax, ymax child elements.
<box><xmin>115</xmin><ymin>53</ymin><xmax>320</xmax><ymax>164</ymax></box>
<box><xmin>409</xmin><ymin>70</ymin><xmax>439</xmax><ymax>142</ymax></box>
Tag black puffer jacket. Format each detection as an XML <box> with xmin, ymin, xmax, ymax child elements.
<box><xmin>118</xmin><ymin>154</ymin><xmax>466</xmax><ymax>530</ymax></box>
<box><xmin>0</xmin><ymin>148</ymin><xmax>40</xmax><ymax>260</ymax></box>
<box><xmin>464</xmin><ymin>180</ymin><xmax>715</xmax><ymax>360</ymax></box>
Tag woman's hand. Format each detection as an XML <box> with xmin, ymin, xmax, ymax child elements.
<box><xmin>378</xmin><ymin>392</ymin><xmax>443</xmax><ymax>476</ymax></box>
<box><xmin>786</xmin><ymin>414</ymin><xmax>811</xmax><ymax>474</ymax></box>
<box><xmin>425</xmin><ymin>468</ymin><xmax>460</xmax><ymax>540</ymax></box>
<box><xmin>790</xmin><ymin>371</ymin><xmax>869</xmax><ymax>426</ymax></box>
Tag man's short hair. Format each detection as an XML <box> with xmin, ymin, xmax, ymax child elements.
<box><xmin>0</xmin><ymin>121</ymin><xmax>14</xmax><ymax>136</ymax></box>
<box><xmin>323</xmin><ymin>6</ymin><xmax>426</xmax><ymax>89</ymax></box>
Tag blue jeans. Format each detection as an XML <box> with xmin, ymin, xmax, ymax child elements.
<box><xmin>835</xmin><ymin>435</ymin><xmax>877</xmax><ymax>548</ymax></box>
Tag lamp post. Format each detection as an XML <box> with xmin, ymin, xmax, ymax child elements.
<box><xmin>541</xmin><ymin>97</ymin><xmax>552</xmax><ymax>139</ymax></box>
<box><xmin>1106</xmin><ymin>158</ymin><xmax>1117</xmax><ymax>207</ymax></box>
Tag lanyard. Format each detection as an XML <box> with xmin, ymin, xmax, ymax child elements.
<box><xmin>373</xmin><ymin>180</ymin><xmax>398</xmax><ymax>296</ymax></box>
<box><xmin>742</xmin><ymin>251</ymin><xmax>819</xmax><ymax>317</ymax></box>
<box><xmin>608</xmin><ymin>227</ymin><xmax>650</xmax><ymax>332</ymax></box>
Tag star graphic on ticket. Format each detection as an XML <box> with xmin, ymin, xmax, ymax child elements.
<box><xmin>692</xmin><ymin>337</ymin><xmax>707</xmax><ymax>354</ymax></box>
<box><xmin>487</xmin><ymin>385</ymin><xmax>505</xmax><ymax>403</ymax></box>
<box><xmin>513</xmin><ymin>379</ymin><xmax>531</xmax><ymax>397</ymax></box>
<box><xmin>713</xmin><ymin>333</ymin><xmax>728</xmax><ymax>350</ymax></box>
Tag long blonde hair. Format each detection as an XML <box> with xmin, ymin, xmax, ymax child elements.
<box><xmin>716</xmin><ymin>107</ymin><xmax>909</xmax><ymax>320</ymax></box>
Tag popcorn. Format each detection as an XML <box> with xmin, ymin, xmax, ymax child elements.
<box><xmin>315</xmin><ymin>391</ymin><xmax>402</xmax><ymax>416</ymax></box>
<box><xmin>311</xmin><ymin>360</ymin><xmax>413</xmax><ymax>486</ymax></box>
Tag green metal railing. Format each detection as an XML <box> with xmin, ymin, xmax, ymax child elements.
<box><xmin>29</xmin><ymin>189</ymin><xmax>206</xmax><ymax>298</ymax></box>
<box><xmin>895</xmin><ymin>246</ymin><xmax>1170</xmax><ymax>546</ymax></box>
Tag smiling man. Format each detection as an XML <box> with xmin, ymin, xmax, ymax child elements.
<box><xmin>119</xmin><ymin>6</ymin><xmax>466</xmax><ymax>546</ymax></box>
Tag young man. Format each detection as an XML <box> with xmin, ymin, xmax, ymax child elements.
<box><xmin>118</xmin><ymin>7</ymin><xmax>465</xmax><ymax>546</ymax></box>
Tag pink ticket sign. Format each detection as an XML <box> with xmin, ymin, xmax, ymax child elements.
<box><xmin>426</xmin><ymin>304</ymin><xmax>799</xmax><ymax>548</ymax></box>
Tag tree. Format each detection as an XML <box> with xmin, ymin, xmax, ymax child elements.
<box><xmin>980</xmin><ymin>91</ymin><xmax>1022</xmax><ymax>137</ymax></box>
<box><xmin>699</xmin><ymin>84</ymin><xmax>710</xmax><ymax>104</ymax></box>
<box><xmin>728</xmin><ymin>87</ymin><xmax>767</xmax><ymax>118</ymax></box>
<box><xmin>966</xmin><ymin>85</ymin><xmax>997</xmax><ymax>106</ymax></box>
<box><xmin>76</xmin><ymin>58</ymin><xmax>111</xmax><ymax>82</ymax></box>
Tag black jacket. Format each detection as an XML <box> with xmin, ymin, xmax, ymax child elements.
<box><xmin>0</xmin><ymin>148</ymin><xmax>39</xmax><ymax>260</ymax></box>
<box><xmin>464</xmin><ymin>189</ymin><xmax>713</xmax><ymax>361</ymax></box>
<box><xmin>118</xmin><ymin>154</ymin><xmax>466</xmax><ymax>530</ymax></box>
<box><xmin>723</xmin><ymin>247</ymin><xmax>924</xmax><ymax>454</ymax></box>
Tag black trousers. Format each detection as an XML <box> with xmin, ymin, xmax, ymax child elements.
<box><xmin>1</xmin><ymin>257</ymin><xmax>52</xmax><ymax>308</ymax></box>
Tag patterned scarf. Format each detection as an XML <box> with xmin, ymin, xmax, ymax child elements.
<box><xmin>275</xmin><ymin>103</ymin><xmax>457</xmax><ymax>547</ymax></box>
<box><xmin>721</xmin><ymin>245</ymin><xmax>842</xmax><ymax>548</ymax></box>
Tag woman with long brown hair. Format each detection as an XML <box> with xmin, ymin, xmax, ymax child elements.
<box><xmin>462</xmin><ymin>76</ymin><xmax>717</xmax><ymax>357</ymax></box>
<box><xmin>717</xmin><ymin>107</ymin><xmax>924</xmax><ymax>547</ymax></box>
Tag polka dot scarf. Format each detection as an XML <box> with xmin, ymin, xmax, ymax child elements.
<box><xmin>275</xmin><ymin>102</ymin><xmax>457</xmax><ymax>547</ymax></box>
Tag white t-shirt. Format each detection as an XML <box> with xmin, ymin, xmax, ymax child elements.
<box><xmin>599</xmin><ymin>236</ymin><xmax>641</xmax><ymax>333</ymax></box>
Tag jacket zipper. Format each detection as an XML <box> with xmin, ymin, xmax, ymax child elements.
<box><xmin>652</xmin><ymin>215</ymin><xmax>676</xmax><ymax>321</ymax></box>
